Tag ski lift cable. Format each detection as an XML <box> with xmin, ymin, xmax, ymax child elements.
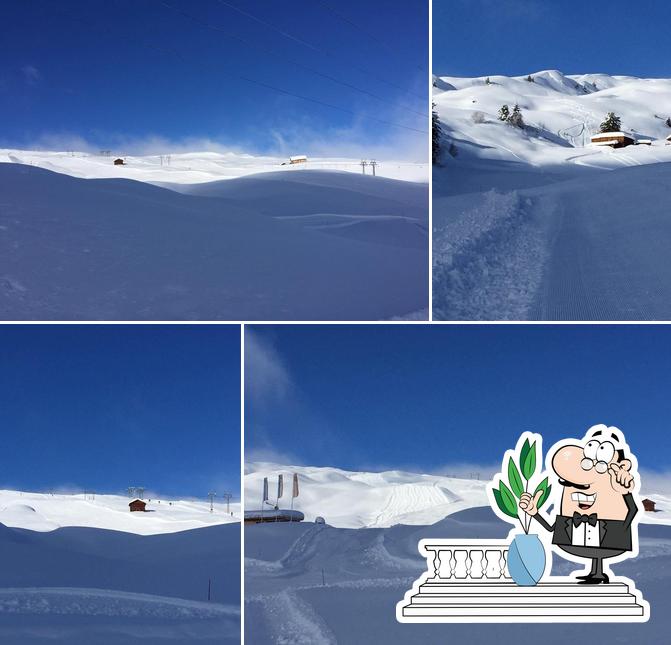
<box><xmin>215</xmin><ymin>0</ymin><xmax>426</xmax><ymax>102</ymax></box>
<box><xmin>159</xmin><ymin>0</ymin><xmax>427</xmax><ymax>120</ymax></box>
<box><xmin>144</xmin><ymin>40</ymin><xmax>428</xmax><ymax>135</ymax></box>
<box><xmin>312</xmin><ymin>0</ymin><xmax>425</xmax><ymax>75</ymax></box>
<box><xmin>56</xmin><ymin>4</ymin><xmax>427</xmax><ymax>138</ymax></box>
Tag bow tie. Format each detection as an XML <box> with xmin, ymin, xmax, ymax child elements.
<box><xmin>573</xmin><ymin>512</ymin><xmax>598</xmax><ymax>528</ymax></box>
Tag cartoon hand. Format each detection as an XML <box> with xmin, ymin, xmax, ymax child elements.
<box><xmin>519</xmin><ymin>490</ymin><xmax>543</xmax><ymax>516</ymax></box>
<box><xmin>609</xmin><ymin>461</ymin><xmax>635</xmax><ymax>493</ymax></box>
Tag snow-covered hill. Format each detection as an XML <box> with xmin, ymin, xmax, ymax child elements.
<box><xmin>432</xmin><ymin>70</ymin><xmax>671</xmax><ymax>321</ymax></box>
<box><xmin>0</xmin><ymin>163</ymin><xmax>428</xmax><ymax>320</ymax></box>
<box><xmin>0</xmin><ymin>490</ymin><xmax>240</xmax><ymax>535</ymax></box>
<box><xmin>0</xmin><ymin>521</ymin><xmax>240</xmax><ymax>643</ymax></box>
<box><xmin>433</xmin><ymin>70</ymin><xmax>671</xmax><ymax>169</ymax></box>
<box><xmin>246</xmin><ymin>463</ymin><xmax>499</xmax><ymax>528</ymax></box>
<box><xmin>245</xmin><ymin>463</ymin><xmax>671</xmax><ymax>530</ymax></box>
<box><xmin>0</xmin><ymin>149</ymin><xmax>427</xmax><ymax>184</ymax></box>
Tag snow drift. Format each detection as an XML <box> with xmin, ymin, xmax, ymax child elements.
<box><xmin>0</xmin><ymin>164</ymin><xmax>428</xmax><ymax>320</ymax></box>
<box><xmin>0</xmin><ymin>521</ymin><xmax>240</xmax><ymax>643</ymax></box>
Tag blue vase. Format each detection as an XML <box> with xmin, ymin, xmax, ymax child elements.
<box><xmin>507</xmin><ymin>533</ymin><xmax>546</xmax><ymax>586</ymax></box>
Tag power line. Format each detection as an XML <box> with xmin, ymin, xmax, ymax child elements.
<box><xmin>57</xmin><ymin>3</ymin><xmax>427</xmax><ymax>137</ymax></box>
<box><xmin>215</xmin><ymin>0</ymin><xmax>426</xmax><ymax>102</ymax></box>
<box><xmin>313</xmin><ymin>0</ymin><xmax>425</xmax><ymax>74</ymax></box>
<box><xmin>159</xmin><ymin>0</ymin><xmax>426</xmax><ymax>120</ymax></box>
<box><xmin>234</xmin><ymin>74</ymin><xmax>427</xmax><ymax>134</ymax></box>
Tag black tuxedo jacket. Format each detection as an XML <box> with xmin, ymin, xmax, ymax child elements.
<box><xmin>533</xmin><ymin>493</ymin><xmax>638</xmax><ymax>552</ymax></box>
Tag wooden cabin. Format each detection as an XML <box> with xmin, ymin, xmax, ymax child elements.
<box><xmin>114</xmin><ymin>158</ymin><xmax>125</xmax><ymax>166</ymax></box>
<box><xmin>642</xmin><ymin>498</ymin><xmax>656</xmax><ymax>512</ymax></box>
<box><xmin>590</xmin><ymin>132</ymin><xmax>635</xmax><ymax>148</ymax></box>
<box><xmin>666</xmin><ymin>134</ymin><xmax>671</xmax><ymax>145</ymax></box>
<box><xmin>129</xmin><ymin>498</ymin><xmax>147</xmax><ymax>512</ymax></box>
<box><xmin>289</xmin><ymin>155</ymin><xmax>307</xmax><ymax>165</ymax></box>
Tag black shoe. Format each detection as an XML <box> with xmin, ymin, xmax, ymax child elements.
<box><xmin>575</xmin><ymin>574</ymin><xmax>594</xmax><ymax>580</ymax></box>
<box><xmin>578</xmin><ymin>573</ymin><xmax>610</xmax><ymax>585</ymax></box>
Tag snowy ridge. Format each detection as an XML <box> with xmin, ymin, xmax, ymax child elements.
<box><xmin>0</xmin><ymin>149</ymin><xmax>427</xmax><ymax>184</ymax></box>
<box><xmin>0</xmin><ymin>489</ymin><xmax>239</xmax><ymax>535</ymax></box>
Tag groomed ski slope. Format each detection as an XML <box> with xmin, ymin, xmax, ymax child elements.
<box><xmin>432</xmin><ymin>70</ymin><xmax>671</xmax><ymax>320</ymax></box>
<box><xmin>0</xmin><ymin>521</ymin><xmax>240</xmax><ymax>644</ymax></box>
<box><xmin>245</xmin><ymin>507</ymin><xmax>671</xmax><ymax>644</ymax></box>
<box><xmin>0</xmin><ymin>490</ymin><xmax>240</xmax><ymax>535</ymax></box>
<box><xmin>245</xmin><ymin>463</ymin><xmax>488</xmax><ymax>529</ymax></box>
<box><xmin>0</xmin><ymin>164</ymin><xmax>428</xmax><ymax>321</ymax></box>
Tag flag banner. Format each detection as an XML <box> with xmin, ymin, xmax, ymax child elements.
<box><xmin>277</xmin><ymin>474</ymin><xmax>284</xmax><ymax>499</ymax></box>
<box><xmin>292</xmin><ymin>473</ymin><xmax>299</xmax><ymax>498</ymax></box>
<box><xmin>263</xmin><ymin>477</ymin><xmax>268</xmax><ymax>502</ymax></box>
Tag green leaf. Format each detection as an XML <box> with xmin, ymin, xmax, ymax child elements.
<box><xmin>507</xmin><ymin>457</ymin><xmax>524</xmax><ymax>498</ymax></box>
<box><xmin>534</xmin><ymin>477</ymin><xmax>552</xmax><ymax>508</ymax></box>
<box><xmin>493</xmin><ymin>485</ymin><xmax>518</xmax><ymax>519</ymax></box>
<box><xmin>522</xmin><ymin>441</ymin><xmax>537</xmax><ymax>480</ymax></box>
<box><xmin>499</xmin><ymin>481</ymin><xmax>519</xmax><ymax>518</ymax></box>
<box><xmin>519</xmin><ymin>438</ymin><xmax>531</xmax><ymax>479</ymax></box>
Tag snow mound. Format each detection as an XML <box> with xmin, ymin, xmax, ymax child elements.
<box><xmin>0</xmin><ymin>503</ymin><xmax>59</xmax><ymax>532</ymax></box>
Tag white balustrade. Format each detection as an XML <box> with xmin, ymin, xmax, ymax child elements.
<box><xmin>421</xmin><ymin>540</ymin><xmax>511</xmax><ymax>581</ymax></box>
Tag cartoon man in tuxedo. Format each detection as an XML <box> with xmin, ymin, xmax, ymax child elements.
<box><xmin>519</xmin><ymin>425</ymin><xmax>639</xmax><ymax>585</ymax></box>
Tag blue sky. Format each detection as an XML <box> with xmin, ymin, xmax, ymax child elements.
<box><xmin>434</xmin><ymin>0</ymin><xmax>671</xmax><ymax>78</ymax></box>
<box><xmin>0</xmin><ymin>325</ymin><xmax>240</xmax><ymax>497</ymax></box>
<box><xmin>246</xmin><ymin>325</ymin><xmax>671</xmax><ymax>478</ymax></box>
<box><xmin>0</xmin><ymin>0</ymin><xmax>427</xmax><ymax>158</ymax></box>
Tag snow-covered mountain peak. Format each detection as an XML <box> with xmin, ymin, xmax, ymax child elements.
<box><xmin>433</xmin><ymin>70</ymin><xmax>671</xmax><ymax>169</ymax></box>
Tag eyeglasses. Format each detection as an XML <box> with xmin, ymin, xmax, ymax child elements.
<box><xmin>580</xmin><ymin>458</ymin><xmax>609</xmax><ymax>474</ymax></box>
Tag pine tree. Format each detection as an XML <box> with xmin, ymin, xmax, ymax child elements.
<box><xmin>498</xmin><ymin>104</ymin><xmax>510</xmax><ymax>121</ymax></box>
<box><xmin>600</xmin><ymin>112</ymin><xmax>622</xmax><ymax>133</ymax></box>
<box><xmin>432</xmin><ymin>103</ymin><xmax>442</xmax><ymax>164</ymax></box>
<box><xmin>485</xmin><ymin>77</ymin><xmax>491</xmax><ymax>85</ymax></box>
<box><xmin>508</xmin><ymin>104</ymin><xmax>525</xmax><ymax>128</ymax></box>
<box><xmin>526</xmin><ymin>75</ymin><xmax>534</xmax><ymax>83</ymax></box>
<box><xmin>666</xmin><ymin>117</ymin><xmax>671</xmax><ymax>128</ymax></box>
